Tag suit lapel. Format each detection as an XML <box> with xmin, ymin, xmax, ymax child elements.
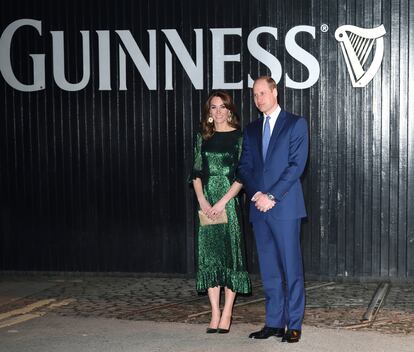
<box><xmin>264</xmin><ymin>110</ymin><xmax>287</xmax><ymax>163</ymax></box>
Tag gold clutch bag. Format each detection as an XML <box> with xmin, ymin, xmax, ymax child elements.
<box><xmin>198</xmin><ymin>210</ymin><xmax>228</xmax><ymax>226</ymax></box>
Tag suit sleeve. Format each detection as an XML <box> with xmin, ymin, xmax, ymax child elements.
<box><xmin>237</xmin><ymin>129</ymin><xmax>256</xmax><ymax>198</ymax></box>
<box><xmin>268</xmin><ymin>117</ymin><xmax>308</xmax><ymax>200</ymax></box>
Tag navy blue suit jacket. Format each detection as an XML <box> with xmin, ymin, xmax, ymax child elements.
<box><xmin>238</xmin><ymin>110</ymin><xmax>308</xmax><ymax>222</ymax></box>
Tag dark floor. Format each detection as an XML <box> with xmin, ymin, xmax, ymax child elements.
<box><xmin>0</xmin><ymin>274</ymin><xmax>413</xmax><ymax>335</ymax></box>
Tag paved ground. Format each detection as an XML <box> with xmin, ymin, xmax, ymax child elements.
<box><xmin>0</xmin><ymin>273</ymin><xmax>413</xmax><ymax>351</ymax></box>
<box><xmin>2</xmin><ymin>316</ymin><xmax>414</xmax><ymax>352</ymax></box>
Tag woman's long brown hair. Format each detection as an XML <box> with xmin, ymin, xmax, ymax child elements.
<box><xmin>200</xmin><ymin>91</ymin><xmax>240</xmax><ymax>140</ymax></box>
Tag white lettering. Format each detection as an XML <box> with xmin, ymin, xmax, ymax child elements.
<box><xmin>210</xmin><ymin>28</ymin><xmax>242</xmax><ymax>89</ymax></box>
<box><xmin>0</xmin><ymin>19</ymin><xmax>45</xmax><ymax>91</ymax></box>
<box><xmin>116</xmin><ymin>30</ymin><xmax>156</xmax><ymax>90</ymax></box>
<box><xmin>285</xmin><ymin>25</ymin><xmax>320</xmax><ymax>89</ymax></box>
<box><xmin>51</xmin><ymin>30</ymin><xmax>91</xmax><ymax>91</ymax></box>
<box><xmin>163</xmin><ymin>29</ymin><xmax>203</xmax><ymax>90</ymax></box>
<box><xmin>97</xmin><ymin>30</ymin><xmax>111</xmax><ymax>90</ymax></box>
<box><xmin>0</xmin><ymin>19</ymin><xmax>323</xmax><ymax>92</ymax></box>
<box><xmin>247</xmin><ymin>26</ymin><xmax>282</xmax><ymax>88</ymax></box>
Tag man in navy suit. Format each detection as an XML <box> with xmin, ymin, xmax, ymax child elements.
<box><xmin>238</xmin><ymin>76</ymin><xmax>308</xmax><ymax>343</ymax></box>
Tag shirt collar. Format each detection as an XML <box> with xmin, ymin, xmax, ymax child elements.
<box><xmin>262</xmin><ymin>105</ymin><xmax>281</xmax><ymax>133</ymax></box>
<box><xmin>263</xmin><ymin>105</ymin><xmax>281</xmax><ymax>121</ymax></box>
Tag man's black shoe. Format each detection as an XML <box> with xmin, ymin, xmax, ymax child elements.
<box><xmin>249</xmin><ymin>326</ymin><xmax>285</xmax><ymax>339</ymax></box>
<box><xmin>281</xmin><ymin>329</ymin><xmax>301</xmax><ymax>343</ymax></box>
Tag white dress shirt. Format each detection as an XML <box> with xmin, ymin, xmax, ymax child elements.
<box><xmin>262</xmin><ymin>105</ymin><xmax>281</xmax><ymax>135</ymax></box>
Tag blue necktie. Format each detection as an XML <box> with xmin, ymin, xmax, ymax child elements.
<box><xmin>262</xmin><ymin>115</ymin><xmax>271</xmax><ymax>160</ymax></box>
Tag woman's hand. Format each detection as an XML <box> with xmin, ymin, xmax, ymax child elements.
<box><xmin>208</xmin><ymin>199</ymin><xmax>226</xmax><ymax>219</ymax></box>
<box><xmin>198</xmin><ymin>198</ymin><xmax>212</xmax><ymax>217</ymax></box>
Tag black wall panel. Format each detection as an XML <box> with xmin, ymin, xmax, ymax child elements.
<box><xmin>1</xmin><ymin>0</ymin><xmax>413</xmax><ymax>280</ymax></box>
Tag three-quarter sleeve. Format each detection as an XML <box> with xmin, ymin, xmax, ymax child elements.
<box><xmin>234</xmin><ymin>133</ymin><xmax>243</xmax><ymax>184</ymax></box>
<box><xmin>188</xmin><ymin>132</ymin><xmax>203</xmax><ymax>182</ymax></box>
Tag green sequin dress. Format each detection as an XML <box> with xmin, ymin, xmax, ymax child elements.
<box><xmin>190</xmin><ymin>130</ymin><xmax>251</xmax><ymax>294</ymax></box>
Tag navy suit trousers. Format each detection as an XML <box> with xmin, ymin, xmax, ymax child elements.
<box><xmin>252</xmin><ymin>216</ymin><xmax>304</xmax><ymax>330</ymax></box>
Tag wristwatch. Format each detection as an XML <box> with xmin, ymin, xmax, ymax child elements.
<box><xmin>266</xmin><ymin>193</ymin><xmax>275</xmax><ymax>201</ymax></box>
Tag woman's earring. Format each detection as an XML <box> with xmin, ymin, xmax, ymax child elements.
<box><xmin>208</xmin><ymin>115</ymin><xmax>213</xmax><ymax>124</ymax></box>
<box><xmin>227</xmin><ymin>112</ymin><xmax>233</xmax><ymax>122</ymax></box>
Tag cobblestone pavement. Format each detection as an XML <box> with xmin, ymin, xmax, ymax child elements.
<box><xmin>0</xmin><ymin>274</ymin><xmax>413</xmax><ymax>335</ymax></box>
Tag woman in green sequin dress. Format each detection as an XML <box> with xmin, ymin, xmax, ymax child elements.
<box><xmin>190</xmin><ymin>91</ymin><xmax>251</xmax><ymax>334</ymax></box>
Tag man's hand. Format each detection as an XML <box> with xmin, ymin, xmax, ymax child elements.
<box><xmin>251</xmin><ymin>191</ymin><xmax>262</xmax><ymax>202</ymax></box>
<box><xmin>252</xmin><ymin>192</ymin><xmax>276</xmax><ymax>212</ymax></box>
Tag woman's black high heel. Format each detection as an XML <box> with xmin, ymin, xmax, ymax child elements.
<box><xmin>217</xmin><ymin>316</ymin><xmax>232</xmax><ymax>333</ymax></box>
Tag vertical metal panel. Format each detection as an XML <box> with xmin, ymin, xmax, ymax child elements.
<box><xmin>0</xmin><ymin>0</ymin><xmax>413</xmax><ymax>280</ymax></box>
<box><xmin>371</xmin><ymin>0</ymin><xmax>383</xmax><ymax>278</ymax></box>
<box><xmin>397</xmin><ymin>0</ymin><xmax>409</xmax><ymax>277</ymax></box>
<box><xmin>408</xmin><ymin>0</ymin><xmax>414</xmax><ymax>277</ymax></box>
<box><xmin>361</xmin><ymin>0</ymin><xmax>374</xmax><ymax>278</ymax></box>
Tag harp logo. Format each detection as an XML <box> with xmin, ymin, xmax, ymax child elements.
<box><xmin>335</xmin><ymin>25</ymin><xmax>386</xmax><ymax>87</ymax></box>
